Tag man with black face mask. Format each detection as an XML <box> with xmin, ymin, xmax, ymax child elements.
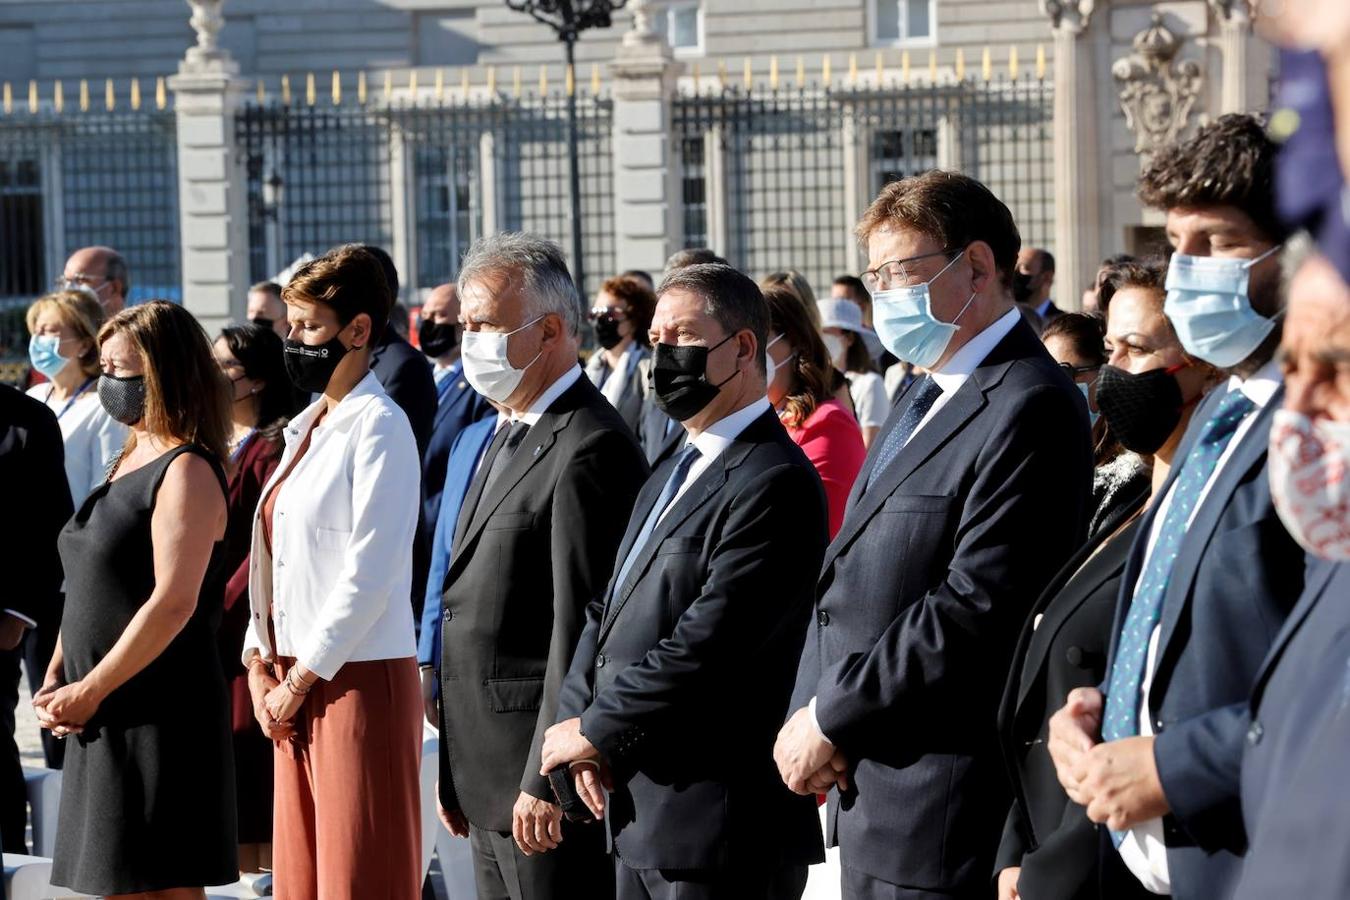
<box><xmin>1014</xmin><ymin>248</ymin><xmax>1062</xmax><ymax>325</ymax></box>
<box><xmin>540</xmin><ymin>262</ymin><xmax>828</xmax><ymax>900</ymax></box>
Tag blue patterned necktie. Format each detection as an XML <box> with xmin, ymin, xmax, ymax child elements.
<box><xmin>1101</xmin><ymin>387</ymin><xmax>1257</xmax><ymax>843</ymax></box>
<box><xmin>866</xmin><ymin>376</ymin><xmax>943</xmax><ymax>490</ymax></box>
<box><xmin>613</xmin><ymin>444</ymin><xmax>702</xmax><ymax>591</ymax></box>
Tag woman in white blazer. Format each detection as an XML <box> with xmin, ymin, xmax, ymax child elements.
<box><xmin>241</xmin><ymin>245</ymin><xmax>423</xmax><ymax>900</ymax></box>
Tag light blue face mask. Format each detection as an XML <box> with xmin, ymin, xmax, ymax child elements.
<box><xmin>28</xmin><ymin>334</ymin><xmax>70</xmax><ymax>380</ymax></box>
<box><xmin>1077</xmin><ymin>381</ymin><xmax>1100</xmax><ymax>428</ymax></box>
<box><xmin>1163</xmin><ymin>245</ymin><xmax>1282</xmax><ymax>368</ymax></box>
<box><xmin>870</xmin><ymin>249</ymin><xmax>974</xmax><ymax>370</ymax></box>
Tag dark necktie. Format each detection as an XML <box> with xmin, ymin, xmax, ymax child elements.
<box><xmin>866</xmin><ymin>376</ymin><xmax>943</xmax><ymax>490</ymax></box>
<box><xmin>479</xmin><ymin>420</ymin><xmax>531</xmax><ymax>503</ymax></box>
<box><xmin>612</xmin><ymin>444</ymin><xmax>702</xmax><ymax>591</ymax></box>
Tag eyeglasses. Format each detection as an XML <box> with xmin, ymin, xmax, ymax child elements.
<box><xmin>55</xmin><ymin>274</ymin><xmax>110</xmax><ymax>293</ymax></box>
<box><xmin>1059</xmin><ymin>362</ymin><xmax>1101</xmax><ymax>377</ymax></box>
<box><xmin>589</xmin><ymin>306</ymin><xmax>628</xmax><ymax>321</ymax></box>
<box><xmin>861</xmin><ymin>249</ymin><xmax>959</xmax><ymax>292</ymax></box>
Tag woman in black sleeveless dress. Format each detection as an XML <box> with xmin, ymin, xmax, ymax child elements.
<box><xmin>33</xmin><ymin>301</ymin><xmax>238</xmax><ymax>898</ymax></box>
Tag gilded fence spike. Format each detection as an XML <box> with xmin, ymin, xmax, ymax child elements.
<box><xmin>358</xmin><ymin>71</ymin><xmax>368</xmax><ymax>105</ymax></box>
<box><xmin>487</xmin><ymin>66</ymin><xmax>497</xmax><ymax>95</ymax></box>
<box><xmin>1009</xmin><ymin>45</ymin><xmax>1019</xmax><ymax>80</ymax></box>
<box><xmin>79</xmin><ymin>79</ymin><xmax>89</xmax><ymax>112</ymax></box>
<box><xmin>875</xmin><ymin>51</ymin><xmax>884</xmax><ymax>86</ymax></box>
<box><xmin>461</xmin><ymin>68</ymin><xmax>470</xmax><ymax>94</ymax></box>
<box><xmin>565</xmin><ymin>63</ymin><xmax>574</xmax><ymax>97</ymax></box>
<box><xmin>591</xmin><ymin>63</ymin><xmax>600</xmax><ymax>95</ymax></box>
<box><xmin>901</xmin><ymin>50</ymin><xmax>910</xmax><ymax>84</ymax></box>
<box><xmin>306</xmin><ymin>71</ymin><xmax>316</xmax><ymax>106</ymax></box>
<box><xmin>982</xmin><ymin>46</ymin><xmax>992</xmax><ymax>82</ymax></box>
<box><xmin>1036</xmin><ymin>44</ymin><xmax>1047</xmax><ymax>80</ymax></box>
<box><xmin>691</xmin><ymin>61</ymin><xmax>701</xmax><ymax>92</ymax></box>
<box><xmin>822</xmin><ymin>54</ymin><xmax>831</xmax><ymax>86</ymax></box>
<box><xmin>717</xmin><ymin>60</ymin><xmax>728</xmax><ymax>89</ymax></box>
<box><xmin>538</xmin><ymin>64</ymin><xmax>547</xmax><ymax>95</ymax></box>
<box><xmin>796</xmin><ymin>56</ymin><xmax>805</xmax><ymax>88</ymax></box>
<box><xmin>848</xmin><ymin>53</ymin><xmax>858</xmax><ymax>85</ymax></box>
<box><xmin>281</xmin><ymin>74</ymin><xmax>292</xmax><ymax>105</ymax></box>
<box><xmin>255</xmin><ymin>78</ymin><xmax>265</xmax><ymax>103</ymax></box>
<box><xmin>4</xmin><ymin>82</ymin><xmax>13</xmax><ymax>116</ymax></box>
<box><xmin>408</xmin><ymin>69</ymin><xmax>418</xmax><ymax>99</ymax></box>
<box><xmin>105</xmin><ymin>78</ymin><xmax>115</xmax><ymax>111</ymax></box>
<box><xmin>53</xmin><ymin>80</ymin><xmax>63</xmax><ymax>114</ymax></box>
<box><xmin>332</xmin><ymin>70</ymin><xmax>342</xmax><ymax>105</ymax></box>
<box><xmin>131</xmin><ymin>78</ymin><xmax>142</xmax><ymax>110</ymax></box>
<box><xmin>742</xmin><ymin>57</ymin><xmax>752</xmax><ymax>91</ymax></box>
<box><xmin>769</xmin><ymin>55</ymin><xmax>779</xmax><ymax>90</ymax></box>
<box><xmin>512</xmin><ymin>66</ymin><xmax>520</xmax><ymax>97</ymax></box>
<box><xmin>928</xmin><ymin>50</ymin><xmax>937</xmax><ymax>83</ymax></box>
<box><xmin>27</xmin><ymin>80</ymin><xmax>37</xmax><ymax>114</ymax></box>
<box><xmin>435</xmin><ymin>67</ymin><xmax>444</xmax><ymax>101</ymax></box>
<box><xmin>155</xmin><ymin>76</ymin><xmax>166</xmax><ymax>110</ymax></box>
<box><xmin>955</xmin><ymin>48</ymin><xmax>965</xmax><ymax>81</ymax></box>
<box><xmin>383</xmin><ymin>70</ymin><xmax>392</xmax><ymax>102</ymax></box>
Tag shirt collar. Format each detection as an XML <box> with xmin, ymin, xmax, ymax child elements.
<box><xmin>688</xmin><ymin>397</ymin><xmax>771</xmax><ymax>462</ymax></box>
<box><xmin>1035</xmin><ymin>298</ymin><xmax>1053</xmax><ymax>317</ymax></box>
<box><xmin>1231</xmin><ymin>358</ymin><xmax>1283</xmax><ymax>408</ymax></box>
<box><xmin>517</xmin><ymin>364</ymin><xmax>583</xmax><ymax>426</ymax></box>
<box><xmin>928</xmin><ymin>306</ymin><xmax>1021</xmax><ymax>394</ymax></box>
<box><xmin>284</xmin><ymin>370</ymin><xmax>383</xmax><ymax>443</ymax></box>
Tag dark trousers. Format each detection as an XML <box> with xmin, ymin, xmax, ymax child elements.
<box><xmin>22</xmin><ymin>621</ymin><xmax>63</xmax><ymax>770</ymax></box>
<box><xmin>469</xmin><ymin>820</ymin><xmax>613</xmax><ymax>900</ymax></box>
<box><xmin>841</xmin><ymin>867</ymin><xmax>975</xmax><ymax>900</ymax></box>
<box><xmin>616</xmin><ymin>859</ymin><xmax>808</xmax><ymax>900</ymax></box>
<box><xmin>1</xmin><ymin>645</ymin><xmax>27</xmax><ymax>854</ymax></box>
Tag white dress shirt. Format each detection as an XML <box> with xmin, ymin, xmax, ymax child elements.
<box><xmin>242</xmin><ymin>371</ymin><xmax>421</xmax><ymax>681</ymax></box>
<box><xmin>808</xmin><ymin>306</ymin><xmax>1023</xmax><ymax>738</ymax></box>
<box><xmin>517</xmin><ymin>364</ymin><xmax>583</xmax><ymax>426</ymax></box>
<box><xmin>1117</xmin><ymin>360</ymin><xmax>1282</xmax><ymax>894</ymax></box>
<box><xmin>845</xmin><ymin>371</ymin><xmax>890</xmax><ymax>430</ymax></box>
<box><xmin>662</xmin><ymin>397</ymin><xmax>770</xmax><ymax>520</ymax></box>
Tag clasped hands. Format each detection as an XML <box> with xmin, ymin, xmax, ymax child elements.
<box><xmin>32</xmin><ymin>676</ymin><xmax>103</xmax><ymax>739</ymax></box>
<box><xmin>246</xmin><ymin>659</ymin><xmax>310</xmax><ymax>742</ymax></box>
<box><xmin>773</xmin><ymin>706</ymin><xmax>850</xmax><ymax>795</ymax></box>
<box><xmin>1048</xmin><ymin>687</ymin><xmax>1170</xmax><ymax>831</ymax></box>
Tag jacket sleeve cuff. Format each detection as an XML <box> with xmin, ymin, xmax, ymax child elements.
<box><xmin>2</xmin><ymin>609</ymin><xmax>37</xmax><ymax>629</ymax></box>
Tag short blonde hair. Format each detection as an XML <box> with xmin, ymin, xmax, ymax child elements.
<box><xmin>26</xmin><ymin>290</ymin><xmax>106</xmax><ymax>378</ymax></box>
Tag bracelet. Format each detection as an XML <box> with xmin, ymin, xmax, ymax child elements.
<box><xmin>285</xmin><ymin>669</ymin><xmax>313</xmax><ymax>695</ymax></box>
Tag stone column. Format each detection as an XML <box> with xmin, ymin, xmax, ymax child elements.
<box><xmin>1042</xmin><ymin>0</ymin><xmax>1101</xmax><ymax>313</ymax></box>
<box><xmin>1209</xmin><ymin>0</ymin><xmax>1255</xmax><ymax>114</ymax></box>
<box><xmin>610</xmin><ymin>0</ymin><xmax>685</xmax><ymax>274</ymax></box>
<box><xmin>168</xmin><ymin>0</ymin><xmax>251</xmax><ymax>334</ymax></box>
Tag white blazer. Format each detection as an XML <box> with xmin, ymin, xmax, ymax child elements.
<box><xmin>242</xmin><ymin>371</ymin><xmax>420</xmax><ymax>680</ymax></box>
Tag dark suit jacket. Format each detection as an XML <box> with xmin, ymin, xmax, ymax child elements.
<box><xmin>995</xmin><ymin>484</ymin><xmax>1153</xmax><ymax>900</ymax></box>
<box><xmin>1232</xmin><ymin>560</ymin><xmax>1350</xmax><ymax>899</ymax></box>
<box><xmin>422</xmin><ymin>363</ymin><xmax>492</xmax><ymax>541</ymax></box>
<box><xmin>792</xmin><ymin>318</ymin><xmax>1093</xmax><ymax>891</ymax></box>
<box><xmin>437</xmin><ymin>374</ymin><xmax>649</xmax><ymax>830</ymax></box>
<box><xmin>1102</xmin><ymin>383</ymin><xmax>1306</xmax><ymax>898</ymax></box>
<box><xmin>637</xmin><ymin>396</ymin><xmax>683</xmax><ymax>467</ymax></box>
<box><xmin>557</xmin><ymin>407</ymin><xmax>828</xmax><ymax>872</ymax></box>
<box><xmin>0</xmin><ymin>386</ymin><xmax>72</xmax><ymax>627</ymax></box>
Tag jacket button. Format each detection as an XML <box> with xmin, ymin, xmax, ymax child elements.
<box><xmin>596</xmin><ymin>654</ymin><xmax>607</xmax><ymax>668</ymax></box>
<box><xmin>1247</xmin><ymin>721</ymin><xmax>1264</xmax><ymax>746</ymax></box>
<box><xmin>1065</xmin><ymin>646</ymin><xmax>1084</xmax><ymax>667</ymax></box>
<box><xmin>1155</xmin><ymin>719</ymin><xmax>1166</xmax><ymax>733</ymax></box>
<box><xmin>443</xmin><ymin>609</ymin><xmax>453</xmax><ymax>621</ymax></box>
<box><xmin>253</xmin><ymin>613</ymin><xmax>260</xmax><ymax>620</ymax></box>
<box><xmin>817</xmin><ymin>610</ymin><xmax>830</xmax><ymax>627</ymax></box>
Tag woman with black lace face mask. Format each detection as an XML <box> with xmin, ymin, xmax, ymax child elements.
<box><xmin>583</xmin><ymin>275</ymin><xmax>656</xmax><ymax>435</ymax></box>
<box><xmin>995</xmin><ymin>258</ymin><xmax>1221</xmax><ymax>900</ymax></box>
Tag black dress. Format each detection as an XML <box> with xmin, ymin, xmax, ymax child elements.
<box><xmin>51</xmin><ymin>444</ymin><xmax>238</xmax><ymax>895</ymax></box>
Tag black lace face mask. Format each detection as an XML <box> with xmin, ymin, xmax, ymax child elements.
<box><xmin>98</xmin><ymin>373</ymin><xmax>146</xmax><ymax>425</ymax></box>
<box><xmin>1094</xmin><ymin>364</ymin><xmax>1186</xmax><ymax>455</ymax></box>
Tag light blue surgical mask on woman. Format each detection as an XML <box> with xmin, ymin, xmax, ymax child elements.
<box><xmin>28</xmin><ymin>334</ymin><xmax>71</xmax><ymax>380</ymax></box>
<box><xmin>1163</xmin><ymin>245</ymin><xmax>1282</xmax><ymax>368</ymax></box>
<box><xmin>870</xmin><ymin>249</ymin><xmax>975</xmax><ymax>370</ymax></box>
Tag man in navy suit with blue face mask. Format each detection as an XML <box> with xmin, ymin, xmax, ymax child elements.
<box><xmin>1049</xmin><ymin>114</ymin><xmax>1308</xmax><ymax>900</ymax></box>
<box><xmin>774</xmin><ymin>171</ymin><xmax>1093</xmax><ymax>899</ymax></box>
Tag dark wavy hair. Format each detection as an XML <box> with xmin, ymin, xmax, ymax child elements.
<box><xmin>763</xmin><ymin>282</ymin><xmax>835</xmax><ymax>427</ymax></box>
<box><xmin>218</xmin><ymin>322</ymin><xmax>302</xmax><ymax>443</ymax></box>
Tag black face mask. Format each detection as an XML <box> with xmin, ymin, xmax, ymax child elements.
<box><xmin>98</xmin><ymin>373</ymin><xmax>146</xmax><ymax>425</ymax></box>
<box><xmin>418</xmin><ymin>319</ymin><xmax>458</xmax><ymax>358</ymax></box>
<box><xmin>1095</xmin><ymin>364</ymin><xmax>1185</xmax><ymax>454</ymax></box>
<box><xmin>1012</xmin><ymin>272</ymin><xmax>1037</xmax><ymax>304</ymax></box>
<box><xmin>251</xmin><ymin>316</ymin><xmax>275</xmax><ymax>331</ymax></box>
<box><xmin>593</xmin><ymin>315</ymin><xmax>624</xmax><ymax>351</ymax></box>
<box><xmin>650</xmin><ymin>333</ymin><xmax>739</xmax><ymax>422</ymax></box>
<box><xmin>283</xmin><ymin>332</ymin><xmax>351</xmax><ymax>394</ymax></box>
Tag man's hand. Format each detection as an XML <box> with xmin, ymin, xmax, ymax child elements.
<box><xmin>572</xmin><ymin>760</ymin><xmax>614</xmax><ymax>820</ymax></box>
<box><xmin>512</xmin><ymin>791</ymin><xmax>563</xmax><ymax>856</ymax></box>
<box><xmin>539</xmin><ymin>717</ymin><xmax>599</xmax><ymax>775</ymax></box>
<box><xmin>996</xmin><ymin>866</ymin><xmax>1021</xmax><ymax>900</ymax></box>
<box><xmin>420</xmin><ymin>667</ymin><xmax>438</xmax><ymax>726</ymax></box>
<box><xmin>801</xmin><ymin>749</ymin><xmax>850</xmax><ymax>794</ymax></box>
<box><xmin>1079</xmin><ymin>735</ymin><xmax>1170</xmax><ymax>831</ymax></box>
<box><xmin>435</xmin><ymin>784</ymin><xmax>470</xmax><ymax>838</ymax></box>
<box><xmin>774</xmin><ymin>705</ymin><xmax>837</xmax><ymax>795</ymax></box>
<box><xmin>0</xmin><ymin>613</ymin><xmax>27</xmax><ymax>651</ymax></box>
<box><xmin>1048</xmin><ymin>687</ymin><xmax>1103</xmax><ymax>804</ymax></box>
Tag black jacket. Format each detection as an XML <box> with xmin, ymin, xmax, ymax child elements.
<box><xmin>437</xmin><ymin>374</ymin><xmax>648</xmax><ymax>830</ymax></box>
<box><xmin>995</xmin><ymin>482</ymin><xmax>1154</xmax><ymax>900</ymax></box>
<box><xmin>0</xmin><ymin>386</ymin><xmax>72</xmax><ymax>627</ymax></box>
<box><xmin>792</xmin><ymin>318</ymin><xmax>1093</xmax><ymax>892</ymax></box>
<box><xmin>370</xmin><ymin>329</ymin><xmax>437</xmax><ymax>459</ymax></box>
<box><xmin>558</xmin><ymin>407</ymin><xmax>828</xmax><ymax>872</ymax></box>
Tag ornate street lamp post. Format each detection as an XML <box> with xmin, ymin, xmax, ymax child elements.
<box><xmin>504</xmin><ymin>0</ymin><xmax>627</xmax><ymax>294</ymax></box>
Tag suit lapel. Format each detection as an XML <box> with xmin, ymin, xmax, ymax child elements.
<box><xmin>1249</xmin><ymin>558</ymin><xmax>1335</xmax><ymax>710</ymax></box>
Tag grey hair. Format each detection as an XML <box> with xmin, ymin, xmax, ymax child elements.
<box><xmin>457</xmin><ymin>232</ymin><xmax>582</xmax><ymax>337</ymax></box>
<box><xmin>104</xmin><ymin>249</ymin><xmax>130</xmax><ymax>298</ymax></box>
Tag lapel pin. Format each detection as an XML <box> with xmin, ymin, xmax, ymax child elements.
<box><xmin>533</xmin><ymin>445</ymin><xmax>543</xmax><ymax>457</ymax></box>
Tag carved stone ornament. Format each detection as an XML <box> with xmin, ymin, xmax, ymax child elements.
<box><xmin>1041</xmin><ymin>0</ymin><xmax>1095</xmax><ymax>34</ymax></box>
<box><xmin>1207</xmin><ymin>0</ymin><xmax>1257</xmax><ymax>24</ymax></box>
<box><xmin>185</xmin><ymin>0</ymin><xmax>226</xmax><ymax>64</ymax></box>
<box><xmin>1112</xmin><ymin>14</ymin><xmax>1203</xmax><ymax>154</ymax></box>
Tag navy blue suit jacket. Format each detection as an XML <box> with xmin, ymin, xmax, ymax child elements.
<box><xmin>417</xmin><ymin>415</ymin><xmax>499</xmax><ymax>670</ymax></box>
<box><xmin>1102</xmin><ymin>382</ymin><xmax>1306</xmax><ymax>899</ymax></box>
<box><xmin>1232</xmin><ymin>560</ymin><xmax>1350</xmax><ymax>899</ymax></box>
<box><xmin>422</xmin><ymin>363</ymin><xmax>493</xmax><ymax>539</ymax></box>
<box><xmin>792</xmin><ymin>318</ymin><xmax>1093</xmax><ymax>892</ymax></box>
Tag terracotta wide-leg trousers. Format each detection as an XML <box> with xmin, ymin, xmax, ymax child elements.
<box><xmin>272</xmin><ymin>656</ymin><xmax>422</xmax><ymax>900</ymax></box>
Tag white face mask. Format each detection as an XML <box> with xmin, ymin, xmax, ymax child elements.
<box><xmin>822</xmin><ymin>333</ymin><xmax>848</xmax><ymax>368</ymax></box>
<box><xmin>765</xmin><ymin>334</ymin><xmax>795</xmax><ymax>386</ymax></box>
<box><xmin>1268</xmin><ymin>408</ymin><xmax>1350</xmax><ymax>561</ymax></box>
<box><xmin>460</xmin><ymin>315</ymin><xmax>545</xmax><ymax>404</ymax></box>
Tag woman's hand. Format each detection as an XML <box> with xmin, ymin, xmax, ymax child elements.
<box><xmin>33</xmin><ymin>679</ymin><xmax>102</xmax><ymax>735</ymax></box>
<box><xmin>248</xmin><ymin>665</ymin><xmax>294</xmax><ymax>742</ymax></box>
<box><xmin>264</xmin><ymin>680</ymin><xmax>306</xmax><ymax>726</ymax></box>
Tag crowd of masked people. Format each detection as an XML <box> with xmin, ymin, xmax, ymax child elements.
<box><xmin>3</xmin><ymin>50</ymin><xmax>1350</xmax><ymax>900</ymax></box>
